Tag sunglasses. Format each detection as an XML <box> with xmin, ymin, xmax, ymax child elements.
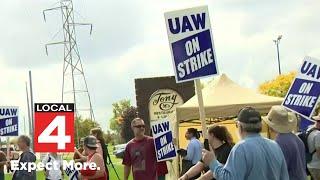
<box><xmin>134</xmin><ymin>125</ymin><xmax>145</xmax><ymax>129</ymax></box>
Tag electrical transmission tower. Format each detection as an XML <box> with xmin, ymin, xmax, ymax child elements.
<box><xmin>43</xmin><ymin>0</ymin><xmax>95</xmax><ymax>142</ymax></box>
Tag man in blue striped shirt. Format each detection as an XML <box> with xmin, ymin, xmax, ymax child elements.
<box><xmin>202</xmin><ymin>107</ymin><xmax>289</xmax><ymax>180</ymax></box>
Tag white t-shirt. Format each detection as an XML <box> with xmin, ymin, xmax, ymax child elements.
<box><xmin>307</xmin><ymin>129</ymin><xmax>320</xmax><ymax>169</ymax></box>
<box><xmin>42</xmin><ymin>153</ymin><xmax>63</xmax><ymax>180</ymax></box>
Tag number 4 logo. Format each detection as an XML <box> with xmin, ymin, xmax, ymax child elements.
<box><xmin>34</xmin><ymin>103</ymin><xmax>75</xmax><ymax>152</ymax></box>
<box><xmin>38</xmin><ymin>116</ymin><xmax>71</xmax><ymax>150</ymax></box>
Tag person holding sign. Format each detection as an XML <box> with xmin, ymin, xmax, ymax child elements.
<box><xmin>178</xmin><ymin>128</ymin><xmax>202</xmax><ymax>179</ymax></box>
<box><xmin>122</xmin><ymin>118</ymin><xmax>157</xmax><ymax>180</ymax></box>
<box><xmin>179</xmin><ymin>125</ymin><xmax>233</xmax><ymax>180</ymax></box>
<box><xmin>202</xmin><ymin>107</ymin><xmax>289</xmax><ymax>180</ymax></box>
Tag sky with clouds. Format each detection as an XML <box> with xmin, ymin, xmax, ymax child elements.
<box><xmin>1</xmin><ymin>0</ymin><xmax>320</xmax><ymax>133</ymax></box>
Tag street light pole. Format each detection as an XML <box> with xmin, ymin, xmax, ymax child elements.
<box><xmin>273</xmin><ymin>35</ymin><xmax>282</xmax><ymax>75</ymax></box>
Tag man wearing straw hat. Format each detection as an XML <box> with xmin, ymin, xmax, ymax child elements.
<box><xmin>307</xmin><ymin>113</ymin><xmax>320</xmax><ymax>179</ymax></box>
<box><xmin>263</xmin><ymin>105</ymin><xmax>306</xmax><ymax>180</ymax></box>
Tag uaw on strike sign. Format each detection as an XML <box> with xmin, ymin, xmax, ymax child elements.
<box><xmin>34</xmin><ymin>103</ymin><xmax>75</xmax><ymax>152</ymax></box>
<box><xmin>0</xmin><ymin>106</ymin><xmax>18</xmax><ymax>136</ymax></box>
<box><xmin>165</xmin><ymin>6</ymin><xmax>218</xmax><ymax>83</ymax></box>
<box><xmin>151</xmin><ymin>119</ymin><xmax>177</xmax><ymax>162</ymax></box>
<box><xmin>283</xmin><ymin>56</ymin><xmax>320</xmax><ymax>119</ymax></box>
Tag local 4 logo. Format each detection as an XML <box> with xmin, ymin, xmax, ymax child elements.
<box><xmin>34</xmin><ymin>103</ymin><xmax>75</xmax><ymax>152</ymax></box>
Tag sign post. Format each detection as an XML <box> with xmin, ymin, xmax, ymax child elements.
<box><xmin>283</xmin><ymin>56</ymin><xmax>320</xmax><ymax>119</ymax></box>
<box><xmin>195</xmin><ymin>79</ymin><xmax>208</xmax><ymax>138</ymax></box>
<box><xmin>165</xmin><ymin>5</ymin><xmax>218</xmax><ymax>140</ymax></box>
<box><xmin>165</xmin><ymin>6</ymin><xmax>219</xmax><ymax>178</ymax></box>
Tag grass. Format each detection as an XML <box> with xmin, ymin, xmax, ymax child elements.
<box><xmin>107</xmin><ymin>145</ymin><xmax>133</xmax><ymax>180</ymax></box>
<box><xmin>4</xmin><ymin>145</ymin><xmax>132</xmax><ymax>180</ymax></box>
<box><xmin>5</xmin><ymin>171</ymin><xmax>46</xmax><ymax>180</ymax></box>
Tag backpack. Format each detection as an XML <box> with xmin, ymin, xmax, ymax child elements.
<box><xmin>297</xmin><ymin>127</ymin><xmax>317</xmax><ymax>163</ymax></box>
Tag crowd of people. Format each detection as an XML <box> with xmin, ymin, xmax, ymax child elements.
<box><xmin>0</xmin><ymin>127</ymin><xmax>110</xmax><ymax>180</ymax></box>
<box><xmin>0</xmin><ymin>117</ymin><xmax>168</xmax><ymax>180</ymax></box>
<box><xmin>179</xmin><ymin>105</ymin><xmax>320</xmax><ymax>180</ymax></box>
<box><xmin>121</xmin><ymin>106</ymin><xmax>320</xmax><ymax>180</ymax></box>
<box><xmin>121</xmin><ymin>107</ymin><xmax>317</xmax><ymax>180</ymax></box>
<box><xmin>0</xmin><ymin>106</ymin><xmax>319</xmax><ymax>180</ymax></box>
<box><xmin>119</xmin><ymin>106</ymin><xmax>320</xmax><ymax>180</ymax></box>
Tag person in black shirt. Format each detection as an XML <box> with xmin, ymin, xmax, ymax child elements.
<box><xmin>178</xmin><ymin>125</ymin><xmax>234</xmax><ymax>180</ymax></box>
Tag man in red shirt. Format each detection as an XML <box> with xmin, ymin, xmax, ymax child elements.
<box><xmin>122</xmin><ymin>118</ymin><xmax>157</xmax><ymax>180</ymax></box>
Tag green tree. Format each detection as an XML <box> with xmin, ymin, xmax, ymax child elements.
<box><xmin>109</xmin><ymin>99</ymin><xmax>131</xmax><ymax>144</ymax></box>
<box><xmin>75</xmin><ymin>116</ymin><xmax>100</xmax><ymax>147</ymax></box>
<box><xmin>104</xmin><ymin>130</ymin><xmax>116</xmax><ymax>145</ymax></box>
<box><xmin>121</xmin><ymin>106</ymin><xmax>138</xmax><ymax>142</ymax></box>
<box><xmin>109</xmin><ymin>99</ymin><xmax>131</xmax><ymax>132</ymax></box>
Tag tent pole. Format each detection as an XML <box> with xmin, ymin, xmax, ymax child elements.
<box><xmin>194</xmin><ymin>79</ymin><xmax>208</xmax><ymax>139</ymax></box>
<box><xmin>175</xmin><ymin>115</ymin><xmax>180</xmax><ymax>179</ymax></box>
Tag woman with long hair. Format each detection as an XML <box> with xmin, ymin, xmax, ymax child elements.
<box><xmin>179</xmin><ymin>125</ymin><xmax>234</xmax><ymax>180</ymax></box>
<box><xmin>90</xmin><ymin>128</ymin><xmax>110</xmax><ymax>180</ymax></box>
<box><xmin>78</xmin><ymin>136</ymin><xmax>108</xmax><ymax>180</ymax></box>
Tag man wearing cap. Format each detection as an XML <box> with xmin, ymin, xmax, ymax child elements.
<box><xmin>307</xmin><ymin>113</ymin><xmax>320</xmax><ymax>179</ymax></box>
<box><xmin>202</xmin><ymin>107</ymin><xmax>289</xmax><ymax>180</ymax></box>
<box><xmin>263</xmin><ymin>105</ymin><xmax>306</xmax><ymax>180</ymax></box>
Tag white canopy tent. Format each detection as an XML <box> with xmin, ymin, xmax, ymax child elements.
<box><xmin>169</xmin><ymin>74</ymin><xmax>283</xmax><ymax>179</ymax></box>
<box><xmin>176</xmin><ymin>73</ymin><xmax>283</xmax><ymax>123</ymax></box>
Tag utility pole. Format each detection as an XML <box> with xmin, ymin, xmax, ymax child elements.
<box><xmin>273</xmin><ymin>35</ymin><xmax>282</xmax><ymax>75</ymax></box>
<box><xmin>29</xmin><ymin>71</ymin><xmax>34</xmax><ymax>150</ymax></box>
<box><xmin>25</xmin><ymin>82</ymin><xmax>31</xmax><ymax>136</ymax></box>
<box><xmin>23</xmin><ymin>116</ymin><xmax>26</xmax><ymax>135</ymax></box>
<box><xmin>43</xmin><ymin>0</ymin><xmax>95</xmax><ymax>146</ymax></box>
